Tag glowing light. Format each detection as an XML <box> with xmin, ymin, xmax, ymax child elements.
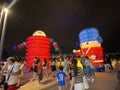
<box><xmin>33</xmin><ymin>30</ymin><xmax>46</xmax><ymax>37</ymax></box>
<box><xmin>0</xmin><ymin>7</ymin><xmax>9</xmax><ymax>60</ymax></box>
<box><xmin>4</xmin><ymin>8</ymin><xmax>8</xmax><ymax>13</ymax></box>
<box><xmin>8</xmin><ymin>0</ymin><xmax>18</xmax><ymax>9</ymax></box>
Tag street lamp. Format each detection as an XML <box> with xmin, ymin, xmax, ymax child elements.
<box><xmin>0</xmin><ymin>1</ymin><xmax>18</xmax><ymax>61</ymax></box>
<box><xmin>0</xmin><ymin>7</ymin><xmax>4</xmax><ymax>33</ymax></box>
<box><xmin>0</xmin><ymin>7</ymin><xmax>9</xmax><ymax>61</ymax></box>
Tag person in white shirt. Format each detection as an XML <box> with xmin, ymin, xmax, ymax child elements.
<box><xmin>17</xmin><ymin>60</ymin><xmax>26</xmax><ymax>87</ymax></box>
<box><xmin>5</xmin><ymin>57</ymin><xmax>19</xmax><ymax>90</ymax></box>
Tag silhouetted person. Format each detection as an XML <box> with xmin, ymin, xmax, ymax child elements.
<box><xmin>104</xmin><ymin>54</ymin><xmax>113</xmax><ymax>70</ymax></box>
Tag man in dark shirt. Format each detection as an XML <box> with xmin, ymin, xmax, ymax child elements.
<box><xmin>104</xmin><ymin>54</ymin><xmax>113</xmax><ymax>70</ymax></box>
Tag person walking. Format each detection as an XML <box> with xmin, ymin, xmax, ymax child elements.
<box><xmin>31</xmin><ymin>57</ymin><xmax>39</xmax><ymax>81</ymax></box>
<box><xmin>56</xmin><ymin>66</ymin><xmax>67</xmax><ymax>90</ymax></box>
<box><xmin>70</xmin><ymin>57</ymin><xmax>85</xmax><ymax>90</ymax></box>
<box><xmin>37</xmin><ymin>59</ymin><xmax>43</xmax><ymax>84</ymax></box>
<box><xmin>42</xmin><ymin>58</ymin><xmax>48</xmax><ymax>79</ymax></box>
<box><xmin>50</xmin><ymin>58</ymin><xmax>57</xmax><ymax>77</ymax></box>
<box><xmin>84</xmin><ymin>56</ymin><xmax>94</xmax><ymax>83</ymax></box>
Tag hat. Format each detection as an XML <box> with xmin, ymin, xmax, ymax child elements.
<box><xmin>7</xmin><ymin>57</ymin><xmax>15</xmax><ymax>62</ymax></box>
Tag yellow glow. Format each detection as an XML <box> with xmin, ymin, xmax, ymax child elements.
<box><xmin>4</xmin><ymin>8</ymin><xmax>8</xmax><ymax>13</ymax></box>
<box><xmin>77</xmin><ymin>50</ymin><xmax>81</xmax><ymax>52</ymax></box>
<box><xmin>73</xmin><ymin>49</ymin><xmax>77</xmax><ymax>53</ymax></box>
<box><xmin>77</xmin><ymin>59</ymin><xmax>83</xmax><ymax>69</ymax></box>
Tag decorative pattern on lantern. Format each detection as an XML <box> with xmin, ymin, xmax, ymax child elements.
<box><xmin>26</xmin><ymin>30</ymin><xmax>50</xmax><ymax>70</ymax></box>
<box><xmin>78</xmin><ymin>27</ymin><xmax>103</xmax><ymax>68</ymax></box>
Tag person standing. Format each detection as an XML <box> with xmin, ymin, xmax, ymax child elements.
<box><xmin>42</xmin><ymin>58</ymin><xmax>48</xmax><ymax>78</ymax></box>
<box><xmin>5</xmin><ymin>57</ymin><xmax>19</xmax><ymax>90</ymax></box>
<box><xmin>56</xmin><ymin>66</ymin><xmax>67</xmax><ymax>90</ymax></box>
<box><xmin>63</xmin><ymin>57</ymin><xmax>70</xmax><ymax>75</ymax></box>
<box><xmin>104</xmin><ymin>55</ymin><xmax>111</xmax><ymax>72</ymax></box>
<box><xmin>1</xmin><ymin>59</ymin><xmax>9</xmax><ymax>90</ymax></box>
<box><xmin>32</xmin><ymin>57</ymin><xmax>39</xmax><ymax>81</ymax></box>
<box><xmin>70</xmin><ymin>57</ymin><xmax>85</xmax><ymax>90</ymax></box>
<box><xmin>104</xmin><ymin>54</ymin><xmax>113</xmax><ymax>70</ymax></box>
<box><xmin>114</xmin><ymin>60</ymin><xmax>120</xmax><ymax>83</ymax></box>
<box><xmin>84</xmin><ymin>56</ymin><xmax>94</xmax><ymax>82</ymax></box>
<box><xmin>17</xmin><ymin>60</ymin><xmax>26</xmax><ymax>88</ymax></box>
<box><xmin>0</xmin><ymin>65</ymin><xmax>3</xmax><ymax>89</ymax></box>
<box><xmin>50</xmin><ymin>58</ymin><xmax>57</xmax><ymax>77</ymax></box>
<box><xmin>37</xmin><ymin>59</ymin><xmax>43</xmax><ymax>84</ymax></box>
<box><xmin>80</xmin><ymin>54</ymin><xmax>86</xmax><ymax>69</ymax></box>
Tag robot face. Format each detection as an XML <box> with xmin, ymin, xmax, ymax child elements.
<box><xmin>80</xmin><ymin>41</ymin><xmax>101</xmax><ymax>48</ymax></box>
<box><xmin>33</xmin><ymin>30</ymin><xmax>46</xmax><ymax>37</ymax></box>
<box><xmin>90</xmin><ymin>55</ymin><xmax>96</xmax><ymax>60</ymax></box>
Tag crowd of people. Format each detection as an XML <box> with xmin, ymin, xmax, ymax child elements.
<box><xmin>0</xmin><ymin>54</ymin><xmax>119</xmax><ymax>90</ymax></box>
<box><xmin>0</xmin><ymin>56</ymin><xmax>26</xmax><ymax>90</ymax></box>
<box><xmin>29</xmin><ymin>55</ymin><xmax>95</xmax><ymax>90</ymax></box>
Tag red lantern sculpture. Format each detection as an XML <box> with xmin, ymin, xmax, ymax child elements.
<box><xmin>25</xmin><ymin>30</ymin><xmax>50</xmax><ymax>70</ymax></box>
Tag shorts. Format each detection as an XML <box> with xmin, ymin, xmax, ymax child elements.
<box><xmin>58</xmin><ymin>86</ymin><xmax>65</xmax><ymax>90</ymax></box>
<box><xmin>74</xmin><ymin>83</ymin><xmax>84</xmax><ymax>90</ymax></box>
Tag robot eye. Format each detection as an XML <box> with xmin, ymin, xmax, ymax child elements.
<box><xmin>86</xmin><ymin>42</ymin><xmax>89</xmax><ymax>44</ymax></box>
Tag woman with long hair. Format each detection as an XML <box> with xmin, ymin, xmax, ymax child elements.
<box><xmin>70</xmin><ymin>56</ymin><xmax>85</xmax><ymax>90</ymax></box>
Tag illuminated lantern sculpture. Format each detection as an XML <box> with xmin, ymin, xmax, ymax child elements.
<box><xmin>79</xmin><ymin>27</ymin><xmax>104</xmax><ymax>71</ymax></box>
<box><xmin>26</xmin><ymin>30</ymin><xmax>50</xmax><ymax>70</ymax></box>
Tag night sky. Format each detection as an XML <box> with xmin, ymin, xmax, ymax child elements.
<box><xmin>0</xmin><ymin>0</ymin><xmax>120</xmax><ymax>56</ymax></box>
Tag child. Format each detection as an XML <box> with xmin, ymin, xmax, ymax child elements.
<box><xmin>56</xmin><ymin>66</ymin><xmax>67</xmax><ymax>90</ymax></box>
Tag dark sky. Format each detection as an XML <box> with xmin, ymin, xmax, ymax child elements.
<box><xmin>0</xmin><ymin>0</ymin><xmax>120</xmax><ymax>56</ymax></box>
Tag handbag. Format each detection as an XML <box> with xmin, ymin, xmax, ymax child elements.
<box><xmin>4</xmin><ymin>65</ymin><xmax>14</xmax><ymax>90</ymax></box>
<box><xmin>4</xmin><ymin>82</ymin><xmax>8</xmax><ymax>90</ymax></box>
<box><xmin>83</xmin><ymin>76</ymin><xmax>89</xmax><ymax>89</ymax></box>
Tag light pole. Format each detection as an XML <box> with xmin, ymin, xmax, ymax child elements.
<box><xmin>0</xmin><ymin>1</ymin><xmax>18</xmax><ymax>61</ymax></box>
<box><xmin>0</xmin><ymin>7</ymin><xmax>4</xmax><ymax>33</ymax></box>
<box><xmin>0</xmin><ymin>7</ymin><xmax>8</xmax><ymax>61</ymax></box>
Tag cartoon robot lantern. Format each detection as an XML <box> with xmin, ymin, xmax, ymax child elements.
<box><xmin>78</xmin><ymin>27</ymin><xmax>103</xmax><ymax>68</ymax></box>
<box><xmin>26</xmin><ymin>30</ymin><xmax>50</xmax><ymax>70</ymax></box>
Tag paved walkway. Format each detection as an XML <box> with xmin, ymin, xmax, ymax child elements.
<box><xmin>88</xmin><ymin>71</ymin><xmax>120</xmax><ymax>90</ymax></box>
<box><xmin>18</xmin><ymin>71</ymin><xmax>120</xmax><ymax>90</ymax></box>
<box><xmin>17</xmin><ymin>70</ymin><xmax>57</xmax><ymax>90</ymax></box>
